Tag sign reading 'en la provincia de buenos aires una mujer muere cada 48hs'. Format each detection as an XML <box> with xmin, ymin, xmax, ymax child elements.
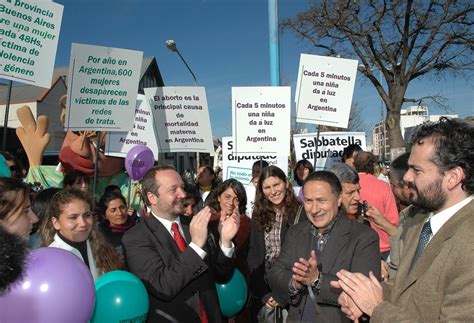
<box><xmin>0</xmin><ymin>0</ymin><xmax>63</xmax><ymax>88</ymax></box>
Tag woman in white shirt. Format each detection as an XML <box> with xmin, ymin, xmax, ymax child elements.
<box><xmin>40</xmin><ymin>189</ymin><xmax>122</xmax><ymax>280</ymax></box>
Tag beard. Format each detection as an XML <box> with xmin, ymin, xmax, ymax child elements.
<box><xmin>409</xmin><ymin>176</ymin><xmax>447</xmax><ymax>212</ymax></box>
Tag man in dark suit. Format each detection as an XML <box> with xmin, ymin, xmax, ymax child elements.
<box><xmin>267</xmin><ymin>171</ymin><xmax>381</xmax><ymax>322</ymax></box>
<box><xmin>122</xmin><ymin>166</ymin><xmax>240</xmax><ymax>322</ymax></box>
<box><xmin>332</xmin><ymin>117</ymin><xmax>474</xmax><ymax>321</ymax></box>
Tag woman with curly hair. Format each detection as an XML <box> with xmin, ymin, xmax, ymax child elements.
<box><xmin>247</xmin><ymin>166</ymin><xmax>304</xmax><ymax>322</ymax></box>
<box><xmin>40</xmin><ymin>189</ymin><xmax>122</xmax><ymax>280</ymax></box>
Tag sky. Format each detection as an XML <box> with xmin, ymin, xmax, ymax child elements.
<box><xmin>46</xmin><ymin>0</ymin><xmax>474</xmax><ymax>140</ymax></box>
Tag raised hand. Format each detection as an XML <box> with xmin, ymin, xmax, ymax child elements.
<box><xmin>190</xmin><ymin>206</ymin><xmax>212</xmax><ymax>248</ymax></box>
<box><xmin>292</xmin><ymin>250</ymin><xmax>319</xmax><ymax>288</ymax></box>
<box><xmin>332</xmin><ymin>270</ymin><xmax>383</xmax><ymax>316</ymax></box>
<box><xmin>218</xmin><ymin>209</ymin><xmax>240</xmax><ymax>248</ymax></box>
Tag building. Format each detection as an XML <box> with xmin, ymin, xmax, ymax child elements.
<box><xmin>371</xmin><ymin>105</ymin><xmax>458</xmax><ymax>161</ymax></box>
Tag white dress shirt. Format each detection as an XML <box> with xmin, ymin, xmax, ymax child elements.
<box><xmin>428</xmin><ymin>195</ymin><xmax>474</xmax><ymax>241</ymax></box>
<box><xmin>152</xmin><ymin>213</ymin><xmax>234</xmax><ymax>258</ymax></box>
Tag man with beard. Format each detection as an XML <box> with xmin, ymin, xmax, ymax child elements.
<box><xmin>331</xmin><ymin>117</ymin><xmax>474</xmax><ymax>322</ymax></box>
<box><xmin>122</xmin><ymin>166</ymin><xmax>240</xmax><ymax>322</ymax></box>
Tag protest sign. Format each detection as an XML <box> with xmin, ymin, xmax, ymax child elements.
<box><xmin>295</xmin><ymin>54</ymin><xmax>358</xmax><ymax>128</ymax></box>
<box><xmin>222</xmin><ymin>137</ymin><xmax>288</xmax><ymax>218</ymax></box>
<box><xmin>0</xmin><ymin>0</ymin><xmax>63</xmax><ymax>88</ymax></box>
<box><xmin>64</xmin><ymin>43</ymin><xmax>143</xmax><ymax>131</ymax></box>
<box><xmin>232</xmin><ymin>86</ymin><xmax>291</xmax><ymax>157</ymax></box>
<box><xmin>144</xmin><ymin>86</ymin><xmax>214</xmax><ymax>153</ymax></box>
<box><xmin>221</xmin><ymin>137</ymin><xmax>288</xmax><ymax>185</ymax></box>
<box><xmin>105</xmin><ymin>94</ymin><xmax>159</xmax><ymax>159</ymax></box>
<box><xmin>293</xmin><ymin>132</ymin><xmax>366</xmax><ymax>170</ymax></box>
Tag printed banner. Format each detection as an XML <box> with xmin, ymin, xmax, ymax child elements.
<box><xmin>65</xmin><ymin>43</ymin><xmax>143</xmax><ymax>131</ymax></box>
<box><xmin>0</xmin><ymin>0</ymin><xmax>63</xmax><ymax>88</ymax></box>
<box><xmin>293</xmin><ymin>132</ymin><xmax>366</xmax><ymax>170</ymax></box>
<box><xmin>295</xmin><ymin>54</ymin><xmax>358</xmax><ymax>128</ymax></box>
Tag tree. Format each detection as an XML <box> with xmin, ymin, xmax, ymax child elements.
<box><xmin>282</xmin><ymin>0</ymin><xmax>473</xmax><ymax>159</ymax></box>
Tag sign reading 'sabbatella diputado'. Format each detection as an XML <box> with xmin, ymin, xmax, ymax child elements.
<box><xmin>144</xmin><ymin>86</ymin><xmax>214</xmax><ymax>153</ymax></box>
<box><xmin>232</xmin><ymin>86</ymin><xmax>291</xmax><ymax>157</ymax></box>
<box><xmin>293</xmin><ymin>132</ymin><xmax>366</xmax><ymax>170</ymax></box>
<box><xmin>295</xmin><ymin>54</ymin><xmax>358</xmax><ymax>128</ymax></box>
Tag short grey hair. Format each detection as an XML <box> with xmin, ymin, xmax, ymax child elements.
<box><xmin>328</xmin><ymin>163</ymin><xmax>359</xmax><ymax>185</ymax></box>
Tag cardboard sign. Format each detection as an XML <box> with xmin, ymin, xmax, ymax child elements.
<box><xmin>222</xmin><ymin>136</ymin><xmax>288</xmax><ymax>218</ymax></box>
<box><xmin>0</xmin><ymin>0</ymin><xmax>63</xmax><ymax>88</ymax></box>
<box><xmin>65</xmin><ymin>43</ymin><xmax>143</xmax><ymax>131</ymax></box>
<box><xmin>295</xmin><ymin>54</ymin><xmax>358</xmax><ymax>128</ymax></box>
<box><xmin>293</xmin><ymin>132</ymin><xmax>366</xmax><ymax>170</ymax></box>
<box><xmin>221</xmin><ymin>137</ymin><xmax>288</xmax><ymax>186</ymax></box>
<box><xmin>232</xmin><ymin>86</ymin><xmax>291</xmax><ymax>156</ymax></box>
<box><xmin>105</xmin><ymin>94</ymin><xmax>159</xmax><ymax>159</ymax></box>
<box><xmin>144</xmin><ymin>86</ymin><xmax>214</xmax><ymax>153</ymax></box>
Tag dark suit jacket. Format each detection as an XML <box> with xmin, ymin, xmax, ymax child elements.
<box><xmin>122</xmin><ymin>215</ymin><xmax>234</xmax><ymax>323</ymax></box>
<box><xmin>247</xmin><ymin>206</ymin><xmax>305</xmax><ymax>305</ymax></box>
<box><xmin>372</xmin><ymin>199</ymin><xmax>474</xmax><ymax>322</ymax></box>
<box><xmin>268</xmin><ymin>214</ymin><xmax>381</xmax><ymax>322</ymax></box>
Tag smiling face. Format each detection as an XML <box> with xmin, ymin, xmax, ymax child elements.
<box><xmin>262</xmin><ymin>176</ymin><xmax>288</xmax><ymax>208</ymax></box>
<box><xmin>149</xmin><ymin>170</ymin><xmax>186</xmax><ymax>220</ymax></box>
<box><xmin>303</xmin><ymin>180</ymin><xmax>341</xmax><ymax>233</ymax></box>
<box><xmin>52</xmin><ymin>199</ymin><xmax>93</xmax><ymax>243</ymax></box>
<box><xmin>219</xmin><ymin>187</ymin><xmax>240</xmax><ymax>216</ymax></box>
<box><xmin>105</xmin><ymin>198</ymin><xmax>128</xmax><ymax>226</ymax></box>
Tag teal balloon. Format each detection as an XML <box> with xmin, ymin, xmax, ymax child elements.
<box><xmin>0</xmin><ymin>155</ymin><xmax>10</xmax><ymax>177</ymax></box>
<box><xmin>215</xmin><ymin>269</ymin><xmax>248</xmax><ymax>317</ymax></box>
<box><xmin>90</xmin><ymin>270</ymin><xmax>149</xmax><ymax>323</ymax></box>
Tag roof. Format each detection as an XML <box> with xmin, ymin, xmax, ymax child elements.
<box><xmin>0</xmin><ymin>77</ymin><xmax>65</xmax><ymax>105</ymax></box>
<box><xmin>1</xmin><ymin>57</ymin><xmax>157</xmax><ymax>104</ymax></box>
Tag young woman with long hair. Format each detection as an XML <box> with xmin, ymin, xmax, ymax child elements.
<box><xmin>247</xmin><ymin>166</ymin><xmax>303</xmax><ymax>322</ymax></box>
<box><xmin>40</xmin><ymin>189</ymin><xmax>122</xmax><ymax>280</ymax></box>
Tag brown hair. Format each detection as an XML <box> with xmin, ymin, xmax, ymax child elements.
<box><xmin>140</xmin><ymin>165</ymin><xmax>176</xmax><ymax>205</ymax></box>
<box><xmin>40</xmin><ymin>189</ymin><xmax>122</xmax><ymax>274</ymax></box>
<box><xmin>0</xmin><ymin>177</ymin><xmax>29</xmax><ymax>221</ymax></box>
<box><xmin>252</xmin><ymin>166</ymin><xmax>300</xmax><ymax>231</ymax></box>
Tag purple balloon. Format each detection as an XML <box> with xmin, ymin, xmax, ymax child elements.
<box><xmin>0</xmin><ymin>247</ymin><xmax>95</xmax><ymax>323</ymax></box>
<box><xmin>125</xmin><ymin>145</ymin><xmax>155</xmax><ymax>180</ymax></box>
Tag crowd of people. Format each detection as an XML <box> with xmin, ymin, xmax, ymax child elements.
<box><xmin>0</xmin><ymin>117</ymin><xmax>473</xmax><ymax>322</ymax></box>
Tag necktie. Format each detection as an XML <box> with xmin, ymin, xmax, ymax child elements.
<box><xmin>171</xmin><ymin>223</ymin><xmax>208</xmax><ymax>323</ymax></box>
<box><xmin>411</xmin><ymin>220</ymin><xmax>432</xmax><ymax>268</ymax></box>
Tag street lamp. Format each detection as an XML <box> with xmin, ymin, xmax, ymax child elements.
<box><xmin>165</xmin><ymin>40</ymin><xmax>200</xmax><ymax>174</ymax></box>
<box><xmin>165</xmin><ymin>40</ymin><xmax>198</xmax><ymax>86</ymax></box>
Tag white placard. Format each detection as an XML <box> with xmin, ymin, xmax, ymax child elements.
<box><xmin>295</xmin><ymin>54</ymin><xmax>358</xmax><ymax>128</ymax></box>
<box><xmin>144</xmin><ymin>86</ymin><xmax>214</xmax><ymax>153</ymax></box>
<box><xmin>0</xmin><ymin>0</ymin><xmax>63</xmax><ymax>88</ymax></box>
<box><xmin>221</xmin><ymin>137</ymin><xmax>288</xmax><ymax>186</ymax></box>
<box><xmin>105</xmin><ymin>94</ymin><xmax>159</xmax><ymax>158</ymax></box>
<box><xmin>293</xmin><ymin>132</ymin><xmax>366</xmax><ymax>170</ymax></box>
<box><xmin>65</xmin><ymin>43</ymin><xmax>143</xmax><ymax>131</ymax></box>
<box><xmin>232</xmin><ymin>86</ymin><xmax>291</xmax><ymax>156</ymax></box>
<box><xmin>222</xmin><ymin>136</ymin><xmax>288</xmax><ymax>218</ymax></box>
